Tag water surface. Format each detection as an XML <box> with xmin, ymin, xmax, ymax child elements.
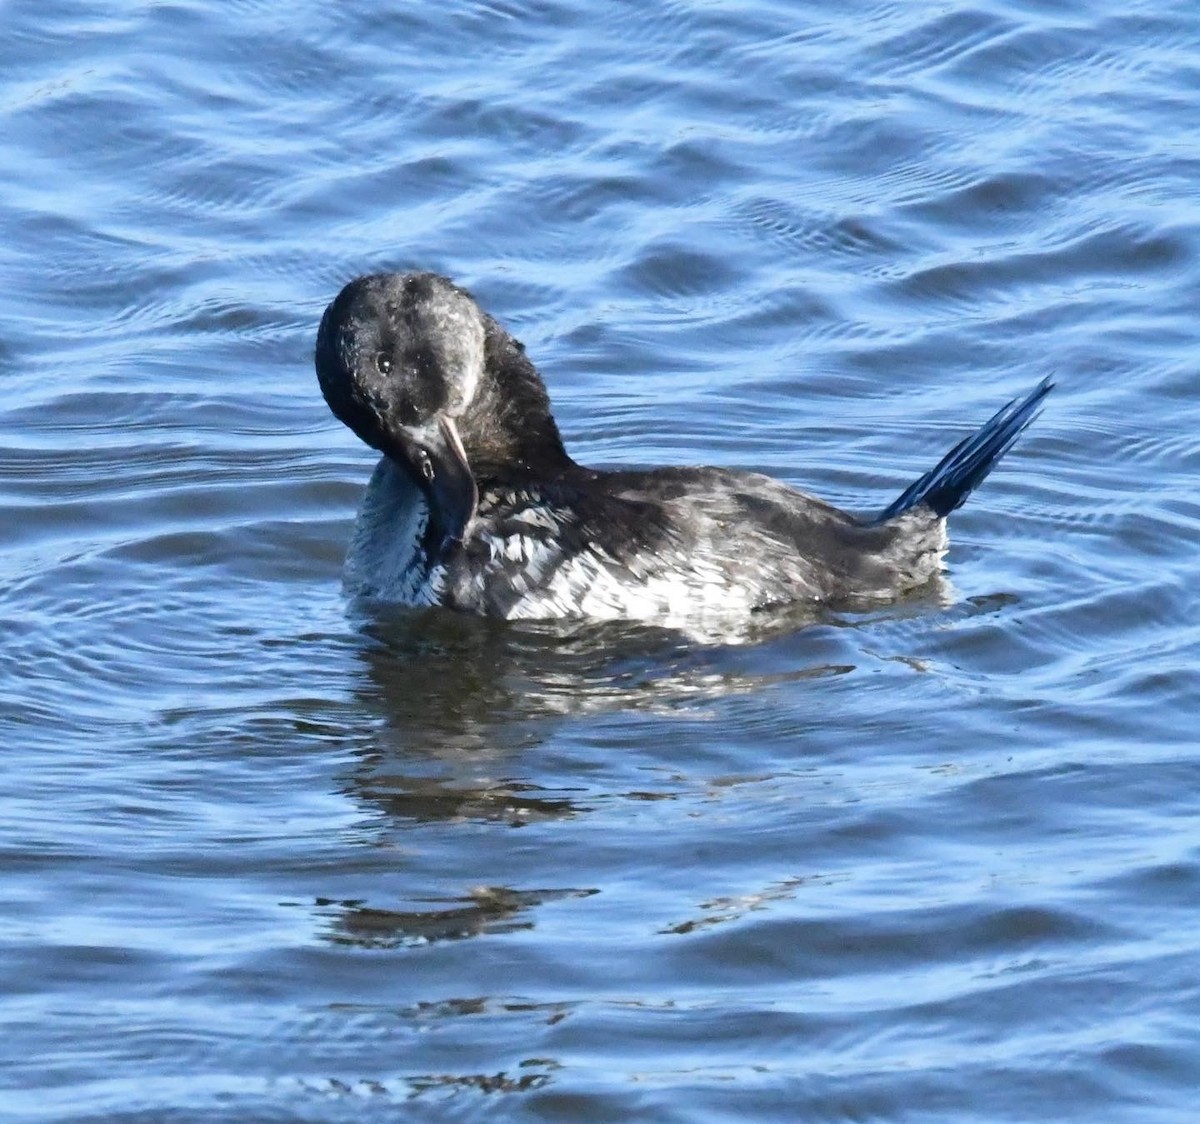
<box><xmin>3</xmin><ymin>1</ymin><xmax>1200</xmax><ymax>1120</ymax></box>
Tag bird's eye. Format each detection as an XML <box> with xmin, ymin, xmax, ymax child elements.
<box><xmin>418</xmin><ymin>450</ymin><xmax>435</xmax><ymax>482</ymax></box>
<box><xmin>375</xmin><ymin>353</ymin><xmax>392</xmax><ymax>375</ymax></box>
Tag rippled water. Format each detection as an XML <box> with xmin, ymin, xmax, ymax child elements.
<box><xmin>3</xmin><ymin>1</ymin><xmax>1199</xmax><ymax>1119</ymax></box>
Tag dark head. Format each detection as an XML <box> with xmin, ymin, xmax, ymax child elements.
<box><xmin>315</xmin><ymin>271</ymin><xmax>570</xmax><ymax>562</ymax></box>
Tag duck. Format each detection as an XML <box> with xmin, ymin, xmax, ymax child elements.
<box><xmin>316</xmin><ymin>271</ymin><xmax>1051</xmax><ymax>624</ymax></box>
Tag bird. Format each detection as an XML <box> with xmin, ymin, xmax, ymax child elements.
<box><xmin>316</xmin><ymin>271</ymin><xmax>1051</xmax><ymax>626</ymax></box>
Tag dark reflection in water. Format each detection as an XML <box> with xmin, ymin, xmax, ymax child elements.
<box><xmin>658</xmin><ymin>875</ymin><xmax>817</xmax><ymax>936</ymax></box>
<box><xmin>317</xmin><ymin>885</ymin><xmax>599</xmax><ymax>950</ymax></box>
<box><xmin>356</xmin><ymin>775</ymin><xmax>587</xmax><ymax>828</ymax></box>
<box><xmin>297</xmin><ymin>1060</ymin><xmax>559</xmax><ymax>1104</ymax></box>
<box><xmin>322</xmin><ymin>605</ymin><xmax>878</xmax><ymax>961</ymax></box>
<box><xmin>347</xmin><ymin>594</ymin><xmax>878</xmax><ymax>734</ymax></box>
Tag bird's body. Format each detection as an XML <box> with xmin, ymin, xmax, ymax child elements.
<box><xmin>316</xmin><ymin>272</ymin><xmax>1051</xmax><ymax>626</ymax></box>
<box><xmin>346</xmin><ymin>459</ymin><xmax>948</xmax><ymax>624</ymax></box>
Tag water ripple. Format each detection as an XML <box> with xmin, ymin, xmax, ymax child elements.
<box><xmin>3</xmin><ymin>0</ymin><xmax>1200</xmax><ymax>1120</ymax></box>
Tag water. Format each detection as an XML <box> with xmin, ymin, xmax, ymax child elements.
<box><xmin>2</xmin><ymin>0</ymin><xmax>1199</xmax><ymax>1119</ymax></box>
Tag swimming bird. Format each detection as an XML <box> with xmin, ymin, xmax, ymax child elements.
<box><xmin>316</xmin><ymin>271</ymin><xmax>1051</xmax><ymax>624</ymax></box>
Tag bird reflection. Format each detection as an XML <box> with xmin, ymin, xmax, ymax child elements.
<box><xmin>357</xmin><ymin>774</ymin><xmax>584</xmax><ymax>827</ymax></box>
<box><xmin>340</xmin><ymin>591</ymin><xmax>917</xmax><ymax>761</ymax></box>
<box><xmin>334</xmin><ymin>589</ymin><xmax>958</xmax><ymax>820</ymax></box>
<box><xmin>317</xmin><ymin>584</ymin><xmax>951</xmax><ymax>950</ymax></box>
<box><xmin>317</xmin><ymin>885</ymin><xmax>597</xmax><ymax>949</ymax></box>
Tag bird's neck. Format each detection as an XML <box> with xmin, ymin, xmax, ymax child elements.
<box><xmin>456</xmin><ymin>318</ymin><xmax>575</xmax><ymax>485</ymax></box>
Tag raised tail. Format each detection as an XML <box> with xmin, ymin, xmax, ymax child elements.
<box><xmin>874</xmin><ymin>377</ymin><xmax>1053</xmax><ymax>523</ymax></box>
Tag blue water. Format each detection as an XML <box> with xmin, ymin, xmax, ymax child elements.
<box><xmin>3</xmin><ymin>1</ymin><xmax>1200</xmax><ymax>1120</ymax></box>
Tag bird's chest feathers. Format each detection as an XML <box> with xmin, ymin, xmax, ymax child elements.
<box><xmin>347</xmin><ymin>467</ymin><xmax>764</xmax><ymax>620</ymax></box>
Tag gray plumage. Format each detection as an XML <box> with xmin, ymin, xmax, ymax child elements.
<box><xmin>316</xmin><ymin>271</ymin><xmax>1051</xmax><ymax>626</ymax></box>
